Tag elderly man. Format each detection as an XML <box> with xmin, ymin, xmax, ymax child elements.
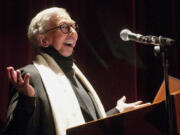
<box><xmin>2</xmin><ymin>7</ymin><xmax>147</xmax><ymax>135</ymax></box>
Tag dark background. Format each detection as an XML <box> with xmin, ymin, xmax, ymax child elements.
<box><xmin>0</xmin><ymin>0</ymin><xmax>180</xmax><ymax>128</ymax></box>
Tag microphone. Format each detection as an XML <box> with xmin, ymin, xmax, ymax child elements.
<box><xmin>120</xmin><ymin>29</ymin><xmax>174</xmax><ymax>46</ymax></box>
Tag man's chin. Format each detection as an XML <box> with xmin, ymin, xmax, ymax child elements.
<box><xmin>59</xmin><ymin>51</ymin><xmax>73</xmax><ymax>57</ymax></box>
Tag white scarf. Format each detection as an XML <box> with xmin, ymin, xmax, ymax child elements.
<box><xmin>33</xmin><ymin>53</ymin><xmax>106</xmax><ymax>135</ymax></box>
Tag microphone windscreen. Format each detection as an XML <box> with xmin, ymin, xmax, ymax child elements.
<box><xmin>120</xmin><ymin>29</ymin><xmax>131</xmax><ymax>41</ymax></box>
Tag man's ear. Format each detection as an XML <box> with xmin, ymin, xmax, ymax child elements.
<box><xmin>37</xmin><ymin>34</ymin><xmax>50</xmax><ymax>47</ymax></box>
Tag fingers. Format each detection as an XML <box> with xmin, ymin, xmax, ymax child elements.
<box><xmin>24</xmin><ymin>73</ymin><xmax>30</xmax><ymax>86</ymax></box>
<box><xmin>7</xmin><ymin>66</ymin><xmax>30</xmax><ymax>88</ymax></box>
<box><xmin>121</xmin><ymin>96</ymin><xmax>126</xmax><ymax>102</ymax></box>
<box><xmin>133</xmin><ymin>100</ymin><xmax>143</xmax><ymax>105</ymax></box>
<box><xmin>133</xmin><ymin>102</ymin><xmax>151</xmax><ymax>111</ymax></box>
<box><xmin>137</xmin><ymin>102</ymin><xmax>151</xmax><ymax>108</ymax></box>
<box><xmin>17</xmin><ymin>70</ymin><xmax>24</xmax><ymax>84</ymax></box>
<box><xmin>7</xmin><ymin>67</ymin><xmax>23</xmax><ymax>85</ymax></box>
<box><xmin>12</xmin><ymin>70</ymin><xmax>17</xmax><ymax>83</ymax></box>
<box><xmin>144</xmin><ymin>102</ymin><xmax>151</xmax><ymax>105</ymax></box>
<box><xmin>7</xmin><ymin>67</ymin><xmax>12</xmax><ymax>80</ymax></box>
<box><xmin>7</xmin><ymin>67</ymin><xmax>17</xmax><ymax>84</ymax></box>
<box><xmin>132</xmin><ymin>101</ymin><xmax>150</xmax><ymax>109</ymax></box>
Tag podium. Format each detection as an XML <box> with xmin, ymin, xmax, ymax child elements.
<box><xmin>67</xmin><ymin>76</ymin><xmax>180</xmax><ymax>135</ymax></box>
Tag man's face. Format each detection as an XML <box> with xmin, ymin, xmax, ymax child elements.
<box><xmin>45</xmin><ymin>13</ymin><xmax>78</xmax><ymax>57</ymax></box>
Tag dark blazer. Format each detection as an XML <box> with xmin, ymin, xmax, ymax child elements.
<box><xmin>1</xmin><ymin>64</ymin><xmax>118</xmax><ymax>135</ymax></box>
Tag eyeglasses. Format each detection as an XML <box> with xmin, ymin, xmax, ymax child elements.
<box><xmin>43</xmin><ymin>23</ymin><xmax>79</xmax><ymax>34</ymax></box>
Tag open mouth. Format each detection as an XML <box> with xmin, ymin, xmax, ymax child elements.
<box><xmin>64</xmin><ymin>40</ymin><xmax>74</xmax><ymax>47</ymax></box>
<box><xmin>64</xmin><ymin>43</ymin><xmax>72</xmax><ymax>46</ymax></box>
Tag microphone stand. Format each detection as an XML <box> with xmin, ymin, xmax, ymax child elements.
<box><xmin>154</xmin><ymin>38</ymin><xmax>173</xmax><ymax>135</ymax></box>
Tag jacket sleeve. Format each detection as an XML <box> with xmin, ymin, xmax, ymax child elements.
<box><xmin>106</xmin><ymin>107</ymin><xmax>119</xmax><ymax>116</ymax></box>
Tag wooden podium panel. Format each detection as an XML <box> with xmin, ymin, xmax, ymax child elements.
<box><xmin>153</xmin><ymin>76</ymin><xmax>180</xmax><ymax>134</ymax></box>
<box><xmin>153</xmin><ymin>76</ymin><xmax>180</xmax><ymax>103</ymax></box>
<box><xmin>172</xmin><ymin>92</ymin><xmax>180</xmax><ymax>135</ymax></box>
<box><xmin>67</xmin><ymin>102</ymin><xmax>170</xmax><ymax>135</ymax></box>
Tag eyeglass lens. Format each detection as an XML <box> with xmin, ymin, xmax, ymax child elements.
<box><xmin>60</xmin><ymin>23</ymin><xmax>78</xmax><ymax>34</ymax></box>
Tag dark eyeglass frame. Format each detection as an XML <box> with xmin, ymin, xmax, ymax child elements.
<box><xmin>43</xmin><ymin>23</ymin><xmax>79</xmax><ymax>34</ymax></box>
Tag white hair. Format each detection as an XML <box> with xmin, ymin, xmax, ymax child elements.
<box><xmin>27</xmin><ymin>7</ymin><xmax>69</xmax><ymax>47</ymax></box>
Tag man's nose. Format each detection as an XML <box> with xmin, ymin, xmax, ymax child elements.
<box><xmin>71</xmin><ymin>26</ymin><xmax>77</xmax><ymax>33</ymax></box>
<box><xmin>68</xmin><ymin>27</ymin><xmax>77</xmax><ymax>35</ymax></box>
